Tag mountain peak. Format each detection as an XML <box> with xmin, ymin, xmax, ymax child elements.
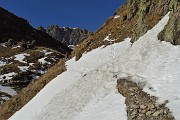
<box><xmin>37</xmin><ymin>25</ymin><xmax>92</xmax><ymax>47</ymax></box>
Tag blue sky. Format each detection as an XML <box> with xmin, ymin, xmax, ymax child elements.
<box><xmin>0</xmin><ymin>0</ymin><xmax>125</xmax><ymax>31</ymax></box>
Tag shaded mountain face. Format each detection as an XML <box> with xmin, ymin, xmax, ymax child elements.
<box><xmin>0</xmin><ymin>7</ymin><xmax>71</xmax><ymax>54</ymax></box>
<box><xmin>37</xmin><ymin>25</ymin><xmax>92</xmax><ymax>47</ymax></box>
<box><xmin>0</xmin><ymin>7</ymin><xmax>72</xmax><ymax>105</ymax></box>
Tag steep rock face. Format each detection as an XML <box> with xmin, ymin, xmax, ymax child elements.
<box><xmin>158</xmin><ymin>0</ymin><xmax>180</xmax><ymax>45</ymax></box>
<box><xmin>126</xmin><ymin>0</ymin><xmax>180</xmax><ymax>43</ymax></box>
<box><xmin>0</xmin><ymin>7</ymin><xmax>71</xmax><ymax>54</ymax></box>
<box><xmin>37</xmin><ymin>25</ymin><xmax>92</xmax><ymax>47</ymax></box>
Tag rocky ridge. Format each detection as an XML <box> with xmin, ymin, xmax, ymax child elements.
<box><xmin>37</xmin><ymin>25</ymin><xmax>92</xmax><ymax>47</ymax></box>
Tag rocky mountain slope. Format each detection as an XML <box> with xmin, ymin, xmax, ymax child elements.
<box><xmin>9</xmin><ymin>13</ymin><xmax>179</xmax><ymax>120</ymax></box>
<box><xmin>0</xmin><ymin>7</ymin><xmax>71</xmax><ymax>54</ymax></box>
<box><xmin>0</xmin><ymin>7</ymin><xmax>72</xmax><ymax>105</ymax></box>
<box><xmin>37</xmin><ymin>25</ymin><xmax>92</xmax><ymax>47</ymax></box>
<box><xmin>0</xmin><ymin>6</ymin><xmax>91</xmax><ymax>106</ymax></box>
<box><xmin>0</xmin><ymin>0</ymin><xmax>180</xmax><ymax>120</ymax></box>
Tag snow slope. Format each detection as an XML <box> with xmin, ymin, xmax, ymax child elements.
<box><xmin>9</xmin><ymin>38</ymin><xmax>130</xmax><ymax>120</ymax></box>
<box><xmin>10</xmin><ymin>13</ymin><xmax>180</xmax><ymax>120</ymax></box>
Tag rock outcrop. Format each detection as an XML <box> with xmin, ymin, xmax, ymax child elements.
<box><xmin>37</xmin><ymin>25</ymin><xmax>92</xmax><ymax>46</ymax></box>
<box><xmin>117</xmin><ymin>78</ymin><xmax>175</xmax><ymax>120</ymax></box>
<box><xmin>128</xmin><ymin>0</ymin><xmax>180</xmax><ymax>43</ymax></box>
<box><xmin>158</xmin><ymin>2</ymin><xmax>180</xmax><ymax>45</ymax></box>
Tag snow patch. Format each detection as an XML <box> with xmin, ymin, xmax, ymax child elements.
<box><xmin>38</xmin><ymin>57</ymin><xmax>50</xmax><ymax>64</ymax></box>
<box><xmin>12</xmin><ymin>45</ymin><xmax>21</xmax><ymax>49</ymax></box>
<box><xmin>14</xmin><ymin>53</ymin><xmax>30</xmax><ymax>63</ymax></box>
<box><xmin>18</xmin><ymin>66</ymin><xmax>29</xmax><ymax>72</ymax></box>
<box><xmin>0</xmin><ymin>61</ymin><xmax>6</xmax><ymax>67</ymax></box>
<box><xmin>0</xmin><ymin>72</ymin><xmax>16</xmax><ymax>81</ymax></box>
<box><xmin>103</xmin><ymin>34</ymin><xmax>116</xmax><ymax>42</ymax></box>
<box><xmin>114</xmin><ymin>15</ymin><xmax>120</xmax><ymax>19</ymax></box>
<box><xmin>41</xmin><ymin>50</ymin><xmax>53</xmax><ymax>56</ymax></box>
<box><xmin>68</xmin><ymin>45</ymin><xmax>76</xmax><ymax>49</ymax></box>
<box><xmin>29</xmin><ymin>63</ymin><xmax>34</xmax><ymax>66</ymax></box>
<box><xmin>0</xmin><ymin>85</ymin><xmax>16</xmax><ymax>96</ymax></box>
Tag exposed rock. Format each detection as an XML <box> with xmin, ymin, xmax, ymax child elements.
<box><xmin>117</xmin><ymin>78</ymin><xmax>175</xmax><ymax>120</ymax></box>
<box><xmin>38</xmin><ymin>25</ymin><xmax>92</xmax><ymax>47</ymax></box>
<box><xmin>131</xmin><ymin>104</ymin><xmax>140</xmax><ymax>109</ymax></box>
<box><xmin>146</xmin><ymin>111</ymin><xmax>152</xmax><ymax>116</ymax></box>
<box><xmin>135</xmin><ymin>0</ymin><xmax>151</xmax><ymax>41</ymax></box>
<box><xmin>0</xmin><ymin>91</ymin><xmax>12</xmax><ymax>105</ymax></box>
<box><xmin>5</xmin><ymin>38</ymin><xmax>16</xmax><ymax>46</ymax></box>
<box><xmin>75</xmin><ymin>51</ymin><xmax>82</xmax><ymax>61</ymax></box>
<box><xmin>140</xmin><ymin>105</ymin><xmax>147</xmax><ymax>109</ymax></box>
<box><xmin>127</xmin><ymin>0</ymin><xmax>139</xmax><ymax>20</ymax></box>
<box><xmin>158</xmin><ymin>11</ymin><xmax>180</xmax><ymax>45</ymax></box>
<box><xmin>148</xmin><ymin>103</ymin><xmax>155</xmax><ymax>109</ymax></box>
<box><xmin>129</xmin><ymin>0</ymin><xmax>180</xmax><ymax>43</ymax></box>
<box><xmin>153</xmin><ymin>111</ymin><xmax>161</xmax><ymax>117</ymax></box>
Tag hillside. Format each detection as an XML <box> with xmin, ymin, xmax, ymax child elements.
<box><xmin>0</xmin><ymin>6</ymin><xmax>93</xmax><ymax>105</ymax></box>
<box><xmin>0</xmin><ymin>6</ymin><xmax>72</xmax><ymax>105</ymax></box>
<box><xmin>0</xmin><ymin>0</ymin><xmax>180</xmax><ymax>120</ymax></box>
<box><xmin>0</xmin><ymin>7</ymin><xmax>72</xmax><ymax>53</ymax></box>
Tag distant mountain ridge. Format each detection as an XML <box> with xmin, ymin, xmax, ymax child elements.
<box><xmin>37</xmin><ymin>25</ymin><xmax>92</xmax><ymax>47</ymax></box>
